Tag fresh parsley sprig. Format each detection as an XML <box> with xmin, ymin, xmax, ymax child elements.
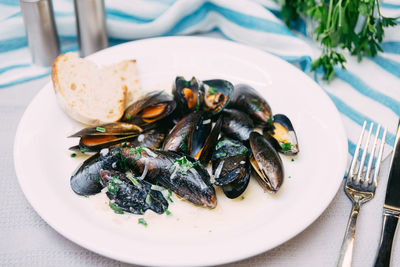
<box><xmin>279</xmin><ymin>0</ymin><xmax>397</xmax><ymax>81</ymax></box>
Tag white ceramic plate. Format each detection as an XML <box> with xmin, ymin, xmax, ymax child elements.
<box><xmin>14</xmin><ymin>37</ymin><xmax>347</xmax><ymax>266</ymax></box>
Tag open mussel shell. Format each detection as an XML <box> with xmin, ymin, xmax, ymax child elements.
<box><xmin>100</xmin><ymin>169</ymin><xmax>168</xmax><ymax>215</ymax></box>
<box><xmin>172</xmin><ymin>76</ymin><xmax>203</xmax><ymax>116</ymax></box>
<box><xmin>202</xmin><ymin>79</ymin><xmax>233</xmax><ymax>115</ymax></box>
<box><xmin>196</xmin><ymin>116</ymin><xmax>223</xmax><ymax>165</ymax></box>
<box><xmin>120</xmin><ymin>147</ymin><xmax>217</xmax><ymax>208</ymax></box>
<box><xmin>69</xmin><ymin>134</ymin><xmax>140</xmax><ymax>153</ymax></box>
<box><xmin>69</xmin><ymin>122</ymin><xmax>143</xmax><ymax>152</ymax></box>
<box><xmin>211</xmin><ymin>138</ymin><xmax>250</xmax><ymax>198</ymax></box>
<box><xmin>230</xmin><ymin>84</ymin><xmax>272</xmax><ymax>125</ymax></box>
<box><xmin>260</xmin><ymin>132</ymin><xmax>281</xmax><ymax>153</ymax></box>
<box><xmin>69</xmin><ymin>122</ymin><xmax>142</xmax><ymax>137</ymax></box>
<box><xmin>249</xmin><ymin>132</ymin><xmax>284</xmax><ymax>193</ymax></box>
<box><xmin>221</xmin><ymin>109</ymin><xmax>254</xmax><ymax>142</ymax></box>
<box><xmin>162</xmin><ymin>111</ymin><xmax>211</xmax><ymax>156</ymax></box>
<box><xmin>264</xmin><ymin>114</ymin><xmax>299</xmax><ymax>155</ymax></box>
<box><xmin>122</xmin><ymin>90</ymin><xmax>176</xmax><ymax>128</ymax></box>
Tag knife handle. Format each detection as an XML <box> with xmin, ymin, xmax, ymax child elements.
<box><xmin>374</xmin><ymin>209</ymin><xmax>400</xmax><ymax>267</ymax></box>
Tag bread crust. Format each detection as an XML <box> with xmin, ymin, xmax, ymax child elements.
<box><xmin>51</xmin><ymin>53</ymin><xmax>137</xmax><ymax>126</ymax></box>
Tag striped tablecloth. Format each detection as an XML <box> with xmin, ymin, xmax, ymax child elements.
<box><xmin>1</xmin><ymin>0</ymin><xmax>399</xmax><ymax>156</ymax></box>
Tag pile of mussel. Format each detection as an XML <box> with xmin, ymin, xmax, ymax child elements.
<box><xmin>69</xmin><ymin>76</ymin><xmax>299</xmax><ymax>215</ymax></box>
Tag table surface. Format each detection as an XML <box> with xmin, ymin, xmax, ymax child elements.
<box><xmin>1</xmin><ymin>76</ymin><xmax>399</xmax><ymax>267</ymax></box>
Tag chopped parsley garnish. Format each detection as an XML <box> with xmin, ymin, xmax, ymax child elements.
<box><xmin>288</xmin><ymin>176</ymin><xmax>292</xmax><ymax>178</ymax></box>
<box><xmin>129</xmin><ymin>146</ymin><xmax>145</xmax><ymax>161</ymax></box>
<box><xmin>129</xmin><ymin>146</ymin><xmax>145</xmax><ymax>154</ymax></box>
<box><xmin>291</xmin><ymin>158</ymin><xmax>295</xmax><ymax>162</ymax></box>
<box><xmin>169</xmin><ymin>156</ymin><xmax>195</xmax><ymax>175</ymax></box>
<box><xmin>179</xmin><ymin>132</ymin><xmax>188</xmax><ymax>152</ymax></box>
<box><xmin>79</xmin><ymin>147</ymin><xmax>88</xmax><ymax>154</ymax></box>
<box><xmin>241</xmin><ymin>196</ymin><xmax>245</xmax><ymax>200</ymax></box>
<box><xmin>118</xmin><ymin>155</ymin><xmax>129</xmax><ymax>171</ymax></box>
<box><xmin>145</xmin><ymin>194</ymin><xmax>152</xmax><ymax>205</ymax></box>
<box><xmin>251</xmin><ymin>98</ymin><xmax>258</xmax><ymax>103</ymax></box>
<box><xmin>107</xmin><ymin>176</ymin><xmax>122</xmax><ymax>195</ymax></box>
<box><xmin>167</xmin><ymin>189</ymin><xmax>174</xmax><ymax>202</ymax></box>
<box><xmin>215</xmin><ymin>139</ymin><xmax>240</xmax><ymax>150</ymax></box>
<box><xmin>280</xmin><ymin>142</ymin><xmax>293</xmax><ymax>151</ymax></box>
<box><xmin>208</xmin><ymin>86</ymin><xmax>217</xmax><ymax>95</ymax></box>
<box><xmin>109</xmin><ymin>201</ymin><xmax>124</xmax><ymax>214</ymax></box>
<box><xmin>70</xmin><ymin>153</ymin><xmax>76</xmax><ymax>158</ymax></box>
<box><xmin>253</xmin><ymin>104</ymin><xmax>262</xmax><ymax>112</ymax></box>
<box><xmin>195</xmin><ymin>100</ymin><xmax>200</xmax><ymax>110</ymax></box>
<box><xmin>126</xmin><ymin>172</ymin><xmax>140</xmax><ymax>187</ymax></box>
<box><xmin>215</xmin><ymin>140</ymin><xmax>248</xmax><ymax>156</ymax></box>
<box><xmin>127</xmin><ymin>114</ymin><xmax>132</xmax><ymax>120</ymax></box>
<box><xmin>96</xmin><ymin>126</ymin><xmax>106</xmax><ymax>133</ymax></box>
<box><xmin>138</xmin><ymin>218</ymin><xmax>148</xmax><ymax>227</ymax></box>
<box><xmin>267</xmin><ymin>117</ymin><xmax>274</xmax><ymax>124</ymax></box>
<box><xmin>237</xmin><ymin>146</ymin><xmax>248</xmax><ymax>156</ymax></box>
<box><xmin>165</xmin><ymin>209</ymin><xmax>172</xmax><ymax>216</ymax></box>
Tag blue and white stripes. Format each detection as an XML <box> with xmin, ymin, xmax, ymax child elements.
<box><xmin>0</xmin><ymin>0</ymin><xmax>399</xmax><ymax>157</ymax></box>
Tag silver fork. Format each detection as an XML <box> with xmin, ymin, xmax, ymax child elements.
<box><xmin>336</xmin><ymin>121</ymin><xmax>387</xmax><ymax>267</ymax></box>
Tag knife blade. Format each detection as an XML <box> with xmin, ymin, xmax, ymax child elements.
<box><xmin>374</xmin><ymin>119</ymin><xmax>400</xmax><ymax>267</ymax></box>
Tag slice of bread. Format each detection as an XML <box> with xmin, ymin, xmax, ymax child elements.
<box><xmin>51</xmin><ymin>52</ymin><xmax>141</xmax><ymax>125</ymax></box>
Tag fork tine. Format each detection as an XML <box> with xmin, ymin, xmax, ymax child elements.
<box><xmin>363</xmin><ymin>124</ymin><xmax>381</xmax><ymax>186</ymax></box>
<box><xmin>348</xmin><ymin>121</ymin><xmax>367</xmax><ymax>180</ymax></box>
<box><xmin>337</xmin><ymin>122</ymin><xmax>387</xmax><ymax>267</ymax></box>
<box><xmin>372</xmin><ymin>127</ymin><xmax>387</xmax><ymax>187</ymax></box>
<box><xmin>356</xmin><ymin>122</ymin><xmax>374</xmax><ymax>184</ymax></box>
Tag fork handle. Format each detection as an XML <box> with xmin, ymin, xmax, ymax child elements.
<box><xmin>336</xmin><ymin>201</ymin><xmax>360</xmax><ymax>267</ymax></box>
<box><xmin>374</xmin><ymin>209</ymin><xmax>400</xmax><ymax>267</ymax></box>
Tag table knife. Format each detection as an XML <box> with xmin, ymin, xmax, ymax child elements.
<box><xmin>374</xmin><ymin>120</ymin><xmax>400</xmax><ymax>267</ymax></box>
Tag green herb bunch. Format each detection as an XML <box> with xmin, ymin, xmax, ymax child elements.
<box><xmin>279</xmin><ymin>0</ymin><xmax>397</xmax><ymax>80</ymax></box>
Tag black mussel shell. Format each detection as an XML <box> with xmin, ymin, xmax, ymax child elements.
<box><xmin>69</xmin><ymin>122</ymin><xmax>142</xmax><ymax>137</ymax></box>
<box><xmin>122</xmin><ymin>91</ymin><xmax>176</xmax><ymax>128</ymax></box>
<box><xmin>222</xmin><ymin>163</ymin><xmax>251</xmax><ymax>199</ymax></box>
<box><xmin>261</xmin><ymin>131</ymin><xmax>281</xmax><ymax>153</ymax></box>
<box><xmin>264</xmin><ymin>114</ymin><xmax>299</xmax><ymax>155</ymax></box>
<box><xmin>69</xmin><ymin>122</ymin><xmax>143</xmax><ymax>153</ymax></box>
<box><xmin>221</xmin><ymin>109</ymin><xmax>254</xmax><ymax>142</ymax></box>
<box><xmin>69</xmin><ymin>134</ymin><xmax>140</xmax><ymax>153</ymax></box>
<box><xmin>249</xmin><ymin>132</ymin><xmax>284</xmax><ymax>193</ymax></box>
<box><xmin>130</xmin><ymin>128</ymin><xmax>167</xmax><ymax>149</ymax></box>
<box><xmin>162</xmin><ymin>111</ymin><xmax>211</xmax><ymax>156</ymax></box>
<box><xmin>197</xmin><ymin>116</ymin><xmax>223</xmax><ymax>165</ymax></box>
<box><xmin>213</xmin><ymin>155</ymin><xmax>249</xmax><ymax>185</ymax></box>
<box><xmin>231</xmin><ymin>84</ymin><xmax>272</xmax><ymax>125</ymax></box>
<box><xmin>70</xmin><ymin>148</ymin><xmax>121</xmax><ymax>196</ymax></box>
<box><xmin>190</xmin><ymin>114</ymin><xmax>212</xmax><ymax>159</ymax></box>
<box><xmin>100</xmin><ymin>169</ymin><xmax>168</xmax><ymax>214</ymax></box>
<box><xmin>202</xmin><ymin>79</ymin><xmax>233</xmax><ymax>115</ymax></box>
<box><xmin>172</xmin><ymin>76</ymin><xmax>203</xmax><ymax>116</ymax></box>
<box><xmin>120</xmin><ymin>147</ymin><xmax>217</xmax><ymax>208</ymax></box>
<box><xmin>211</xmin><ymin>138</ymin><xmax>250</xmax><ymax>198</ymax></box>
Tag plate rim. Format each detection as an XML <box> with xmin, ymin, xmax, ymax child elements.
<box><xmin>13</xmin><ymin>36</ymin><xmax>348</xmax><ymax>266</ymax></box>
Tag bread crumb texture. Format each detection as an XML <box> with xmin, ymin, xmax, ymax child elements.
<box><xmin>52</xmin><ymin>53</ymin><xmax>141</xmax><ymax>125</ymax></box>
